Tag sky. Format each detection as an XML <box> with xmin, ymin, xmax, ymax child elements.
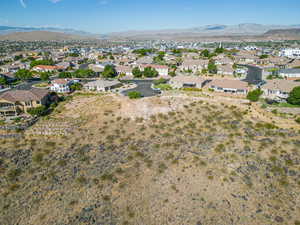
<box><xmin>0</xmin><ymin>0</ymin><xmax>300</xmax><ymax>34</ymax></box>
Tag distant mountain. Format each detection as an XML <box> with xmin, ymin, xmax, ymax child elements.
<box><xmin>0</xmin><ymin>26</ymin><xmax>98</xmax><ymax>37</ymax></box>
<box><xmin>260</xmin><ymin>28</ymin><xmax>300</xmax><ymax>40</ymax></box>
<box><xmin>0</xmin><ymin>31</ymin><xmax>96</xmax><ymax>41</ymax></box>
<box><xmin>108</xmin><ymin>23</ymin><xmax>300</xmax><ymax>40</ymax></box>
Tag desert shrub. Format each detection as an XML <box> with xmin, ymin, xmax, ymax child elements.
<box><xmin>247</xmin><ymin>89</ymin><xmax>263</xmax><ymax>102</ymax></box>
<box><xmin>128</xmin><ymin>91</ymin><xmax>142</xmax><ymax>99</ymax></box>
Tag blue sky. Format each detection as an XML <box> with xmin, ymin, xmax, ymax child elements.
<box><xmin>0</xmin><ymin>0</ymin><xmax>300</xmax><ymax>33</ymax></box>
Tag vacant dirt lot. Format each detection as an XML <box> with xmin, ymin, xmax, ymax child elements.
<box><xmin>1</xmin><ymin>92</ymin><xmax>300</xmax><ymax>225</ymax></box>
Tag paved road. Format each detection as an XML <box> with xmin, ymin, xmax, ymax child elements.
<box><xmin>240</xmin><ymin>64</ymin><xmax>263</xmax><ymax>85</ymax></box>
<box><xmin>121</xmin><ymin>80</ymin><xmax>161</xmax><ymax>97</ymax></box>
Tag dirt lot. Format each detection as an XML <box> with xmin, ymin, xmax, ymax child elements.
<box><xmin>1</xmin><ymin>92</ymin><xmax>300</xmax><ymax>225</ymax></box>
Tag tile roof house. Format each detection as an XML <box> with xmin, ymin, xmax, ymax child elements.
<box><xmin>116</xmin><ymin>66</ymin><xmax>133</xmax><ymax>76</ymax></box>
<box><xmin>217</xmin><ymin>64</ymin><xmax>235</xmax><ymax>76</ymax></box>
<box><xmin>279</xmin><ymin>68</ymin><xmax>300</xmax><ymax>80</ymax></box>
<box><xmin>0</xmin><ymin>88</ymin><xmax>50</xmax><ymax>117</ymax></box>
<box><xmin>180</xmin><ymin>59</ymin><xmax>209</xmax><ymax>73</ymax></box>
<box><xmin>32</xmin><ymin>65</ymin><xmax>62</xmax><ymax>72</ymax></box>
<box><xmin>169</xmin><ymin>75</ymin><xmax>209</xmax><ymax>89</ymax></box>
<box><xmin>83</xmin><ymin>79</ymin><xmax>122</xmax><ymax>92</ymax></box>
<box><xmin>139</xmin><ymin>64</ymin><xmax>169</xmax><ymax>77</ymax></box>
<box><xmin>208</xmin><ymin>79</ymin><xmax>250</xmax><ymax>95</ymax></box>
<box><xmin>50</xmin><ymin>79</ymin><xmax>73</xmax><ymax>93</ymax></box>
<box><xmin>261</xmin><ymin>79</ymin><xmax>300</xmax><ymax>99</ymax></box>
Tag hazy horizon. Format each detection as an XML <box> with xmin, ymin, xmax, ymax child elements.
<box><xmin>0</xmin><ymin>0</ymin><xmax>300</xmax><ymax>33</ymax></box>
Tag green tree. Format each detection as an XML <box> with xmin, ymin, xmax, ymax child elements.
<box><xmin>74</xmin><ymin>69</ymin><xmax>95</xmax><ymax>78</ymax></box>
<box><xmin>287</xmin><ymin>86</ymin><xmax>300</xmax><ymax>105</ymax></box>
<box><xmin>215</xmin><ymin>47</ymin><xmax>225</xmax><ymax>54</ymax></box>
<box><xmin>200</xmin><ymin>49</ymin><xmax>210</xmax><ymax>58</ymax></box>
<box><xmin>102</xmin><ymin>65</ymin><xmax>117</xmax><ymax>78</ymax></box>
<box><xmin>0</xmin><ymin>76</ymin><xmax>7</xmax><ymax>85</ymax></box>
<box><xmin>247</xmin><ymin>89</ymin><xmax>263</xmax><ymax>102</ymax></box>
<box><xmin>40</xmin><ymin>72</ymin><xmax>51</xmax><ymax>81</ymax></box>
<box><xmin>15</xmin><ymin>69</ymin><xmax>33</xmax><ymax>81</ymax></box>
<box><xmin>259</xmin><ymin>54</ymin><xmax>269</xmax><ymax>59</ymax></box>
<box><xmin>30</xmin><ymin>59</ymin><xmax>54</xmax><ymax>68</ymax></box>
<box><xmin>132</xmin><ymin>67</ymin><xmax>142</xmax><ymax>78</ymax></box>
<box><xmin>143</xmin><ymin>67</ymin><xmax>159</xmax><ymax>78</ymax></box>
<box><xmin>70</xmin><ymin>83</ymin><xmax>83</xmax><ymax>91</ymax></box>
<box><xmin>208</xmin><ymin>60</ymin><xmax>218</xmax><ymax>74</ymax></box>
<box><xmin>59</xmin><ymin>71</ymin><xmax>73</xmax><ymax>78</ymax></box>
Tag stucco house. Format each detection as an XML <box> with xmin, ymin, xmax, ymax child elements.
<box><xmin>261</xmin><ymin>79</ymin><xmax>300</xmax><ymax>100</ymax></box>
<box><xmin>83</xmin><ymin>79</ymin><xmax>122</xmax><ymax>92</ymax></box>
<box><xmin>169</xmin><ymin>75</ymin><xmax>209</xmax><ymax>89</ymax></box>
<box><xmin>0</xmin><ymin>88</ymin><xmax>50</xmax><ymax>117</ymax></box>
<box><xmin>208</xmin><ymin>79</ymin><xmax>250</xmax><ymax>95</ymax></box>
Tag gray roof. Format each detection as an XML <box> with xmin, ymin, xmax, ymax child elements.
<box><xmin>84</xmin><ymin>79</ymin><xmax>121</xmax><ymax>88</ymax></box>
<box><xmin>279</xmin><ymin>68</ymin><xmax>300</xmax><ymax>74</ymax></box>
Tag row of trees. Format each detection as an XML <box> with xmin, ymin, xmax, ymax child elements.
<box><xmin>246</xmin><ymin>87</ymin><xmax>300</xmax><ymax>106</ymax></box>
<box><xmin>132</xmin><ymin>67</ymin><xmax>159</xmax><ymax>78</ymax></box>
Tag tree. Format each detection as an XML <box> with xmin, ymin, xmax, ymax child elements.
<box><xmin>247</xmin><ymin>89</ymin><xmax>263</xmax><ymax>102</ymax></box>
<box><xmin>215</xmin><ymin>47</ymin><xmax>225</xmax><ymax>54</ymax></box>
<box><xmin>74</xmin><ymin>69</ymin><xmax>95</xmax><ymax>78</ymax></box>
<box><xmin>70</xmin><ymin>83</ymin><xmax>83</xmax><ymax>91</ymax></box>
<box><xmin>287</xmin><ymin>86</ymin><xmax>300</xmax><ymax>105</ymax></box>
<box><xmin>59</xmin><ymin>71</ymin><xmax>73</xmax><ymax>78</ymax></box>
<box><xmin>30</xmin><ymin>59</ymin><xmax>54</xmax><ymax>68</ymax></box>
<box><xmin>102</xmin><ymin>65</ymin><xmax>117</xmax><ymax>78</ymax></box>
<box><xmin>27</xmin><ymin>106</ymin><xmax>47</xmax><ymax>117</ymax></box>
<box><xmin>143</xmin><ymin>67</ymin><xmax>159</xmax><ymax>78</ymax></box>
<box><xmin>40</xmin><ymin>72</ymin><xmax>51</xmax><ymax>81</ymax></box>
<box><xmin>0</xmin><ymin>76</ymin><xmax>7</xmax><ymax>85</ymax></box>
<box><xmin>15</xmin><ymin>69</ymin><xmax>33</xmax><ymax>81</ymax></box>
<box><xmin>128</xmin><ymin>91</ymin><xmax>142</xmax><ymax>99</ymax></box>
<box><xmin>153</xmin><ymin>51</ymin><xmax>166</xmax><ymax>64</ymax></box>
<box><xmin>259</xmin><ymin>54</ymin><xmax>269</xmax><ymax>59</ymax></box>
<box><xmin>200</xmin><ymin>49</ymin><xmax>210</xmax><ymax>58</ymax></box>
<box><xmin>132</xmin><ymin>67</ymin><xmax>142</xmax><ymax>78</ymax></box>
<box><xmin>207</xmin><ymin>60</ymin><xmax>217</xmax><ymax>74</ymax></box>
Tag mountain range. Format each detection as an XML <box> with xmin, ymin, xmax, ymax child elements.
<box><xmin>0</xmin><ymin>23</ymin><xmax>300</xmax><ymax>41</ymax></box>
<box><xmin>108</xmin><ymin>23</ymin><xmax>300</xmax><ymax>40</ymax></box>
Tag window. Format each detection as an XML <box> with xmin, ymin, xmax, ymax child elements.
<box><xmin>36</xmin><ymin>101</ymin><xmax>41</xmax><ymax>104</ymax></box>
<box><xmin>25</xmin><ymin>101</ymin><xmax>32</xmax><ymax>106</ymax></box>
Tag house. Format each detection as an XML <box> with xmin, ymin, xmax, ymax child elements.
<box><xmin>0</xmin><ymin>88</ymin><xmax>50</xmax><ymax>117</ymax></box>
<box><xmin>180</xmin><ymin>59</ymin><xmax>209</xmax><ymax>73</ymax></box>
<box><xmin>261</xmin><ymin>79</ymin><xmax>300</xmax><ymax>100</ymax></box>
<box><xmin>50</xmin><ymin>79</ymin><xmax>73</xmax><ymax>93</ymax></box>
<box><xmin>32</xmin><ymin>65</ymin><xmax>61</xmax><ymax>72</ymax></box>
<box><xmin>279</xmin><ymin>68</ymin><xmax>300</xmax><ymax>80</ymax></box>
<box><xmin>140</xmin><ymin>64</ymin><xmax>169</xmax><ymax>77</ymax></box>
<box><xmin>83</xmin><ymin>79</ymin><xmax>122</xmax><ymax>92</ymax></box>
<box><xmin>217</xmin><ymin>64</ymin><xmax>235</xmax><ymax>76</ymax></box>
<box><xmin>280</xmin><ymin>48</ymin><xmax>300</xmax><ymax>59</ymax></box>
<box><xmin>169</xmin><ymin>75</ymin><xmax>209</xmax><ymax>89</ymax></box>
<box><xmin>116</xmin><ymin>66</ymin><xmax>133</xmax><ymax>76</ymax></box>
<box><xmin>208</xmin><ymin>79</ymin><xmax>250</xmax><ymax>95</ymax></box>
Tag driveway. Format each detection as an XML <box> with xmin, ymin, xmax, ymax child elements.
<box><xmin>121</xmin><ymin>80</ymin><xmax>161</xmax><ymax>97</ymax></box>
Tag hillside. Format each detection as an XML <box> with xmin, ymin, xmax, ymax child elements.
<box><xmin>1</xmin><ymin>92</ymin><xmax>300</xmax><ymax>225</ymax></box>
<box><xmin>108</xmin><ymin>23</ymin><xmax>300</xmax><ymax>40</ymax></box>
<box><xmin>263</xmin><ymin>28</ymin><xmax>300</xmax><ymax>40</ymax></box>
<box><xmin>0</xmin><ymin>31</ymin><xmax>96</xmax><ymax>41</ymax></box>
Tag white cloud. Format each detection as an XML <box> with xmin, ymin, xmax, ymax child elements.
<box><xmin>20</xmin><ymin>0</ymin><xmax>27</xmax><ymax>8</ymax></box>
